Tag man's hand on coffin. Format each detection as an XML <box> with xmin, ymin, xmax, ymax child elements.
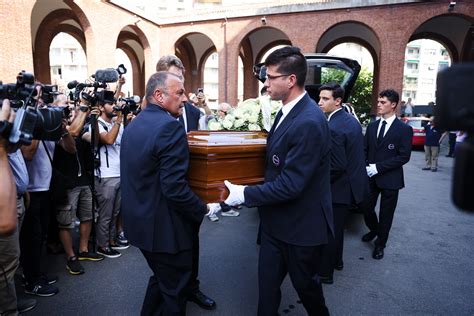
<box><xmin>224</xmin><ymin>180</ymin><xmax>246</xmax><ymax>206</ymax></box>
<box><xmin>206</xmin><ymin>203</ymin><xmax>221</xmax><ymax>217</ymax></box>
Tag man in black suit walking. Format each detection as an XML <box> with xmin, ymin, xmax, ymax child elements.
<box><xmin>120</xmin><ymin>72</ymin><xmax>217</xmax><ymax>314</ymax></box>
<box><xmin>318</xmin><ymin>82</ymin><xmax>369</xmax><ymax>283</ymax></box>
<box><xmin>155</xmin><ymin>55</ymin><xmax>217</xmax><ymax>310</ymax></box>
<box><xmin>361</xmin><ymin>89</ymin><xmax>413</xmax><ymax>259</ymax></box>
<box><xmin>225</xmin><ymin>46</ymin><xmax>333</xmax><ymax>316</ymax></box>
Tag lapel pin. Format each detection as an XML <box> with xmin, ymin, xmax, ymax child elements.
<box><xmin>272</xmin><ymin>154</ymin><xmax>280</xmax><ymax>166</ymax></box>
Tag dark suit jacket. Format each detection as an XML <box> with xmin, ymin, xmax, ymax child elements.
<box><xmin>245</xmin><ymin>93</ymin><xmax>334</xmax><ymax>247</ymax></box>
<box><xmin>179</xmin><ymin>103</ymin><xmax>201</xmax><ymax>132</ymax></box>
<box><xmin>328</xmin><ymin>109</ymin><xmax>369</xmax><ymax>205</ymax></box>
<box><xmin>120</xmin><ymin>103</ymin><xmax>206</xmax><ymax>254</ymax></box>
<box><xmin>365</xmin><ymin>117</ymin><xmax>413</xmax><ymax>190</ymax></box>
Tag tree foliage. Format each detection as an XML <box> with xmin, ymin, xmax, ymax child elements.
<box><xmin>321</xmin><ymin>67</ymin><xmax>374</xmax><ymax>125</ymax></box>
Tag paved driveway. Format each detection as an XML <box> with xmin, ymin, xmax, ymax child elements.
<box><xmin>26</xmin><ymin>147</ymin><xmax>474</xmax><ymax>315</ymax></box>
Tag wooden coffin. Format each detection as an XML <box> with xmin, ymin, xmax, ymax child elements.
<box><xmin>187</xmin><ymin>131</ymin><xmax>267</xmax><ymax>203</ymax></box>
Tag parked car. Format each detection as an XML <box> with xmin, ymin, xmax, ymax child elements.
<box><xmin>401</xmin><ymin>116</ymin><xmax>431</xmax><ymax>146</ymax></box>
<box><xmin>253</xmin><ymin>53</ymin><xmax>361</xmax><ymax>120</ymax></box>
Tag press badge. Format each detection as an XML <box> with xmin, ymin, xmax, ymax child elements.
<box><xmin>272</xmin><ymin>154</ymin><xmax>280</xmax><ymax>166</ymax></box>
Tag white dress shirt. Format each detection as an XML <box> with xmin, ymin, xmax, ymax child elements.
<box><xmin>327</xmin><ymin>107</ymin><xmax>343</xmax><ymax>121</ymax></box>
<box><xmin>274</xmin><ymin>91</ymin><xmax>307</xmax><ymax>130</ymax></box>
<box><xmin>376</xmin><ymin>114</ymin><xmax>396</xmax><ymax>138</ymax></box>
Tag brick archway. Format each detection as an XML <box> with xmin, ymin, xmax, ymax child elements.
<box><xmin>117</xmin><ymin>28</ymin><xmax>149</xmax><ymax>96</ymax></box>
<box><xmin>175</xmin><ymin>37</ymin><xmax>198</xmax><ymax>92</ymax></box>
<box><xmin>316</xmin><ymin>21</ymin><xmax>381</xmax><ymax>110</ymax></box>
<box><xmin>237</xmin><ymin>26</ymin><xmax>292</xmax><ymax>101</ymax></box>
<box><xmin>175</xmin><ymin>33</ymin><xmax>217</xmax><ymax>95</ymax></box>
<box><xmin>33</xmin><ymin>9</ymin><xmax>86</xmax><ymax>83</ymax></box>
<box><xmin>320</xmin><ymin>36</ymin><xmax>379</xmax><ymax>108</ymax></box>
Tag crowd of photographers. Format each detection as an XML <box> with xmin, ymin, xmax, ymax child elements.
<box><xmin>0</xmin><ymin>71</ymin><xmax>137</xmax><ymax>315</ymax></box>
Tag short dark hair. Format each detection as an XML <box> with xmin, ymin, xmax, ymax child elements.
<box><xmin>264</xmin><ymin>46</ymin><xmax>307</xmax><ymax>87</ymax></box>
<box><xmin>319</xmin><ymin>82</ymin><xmax>345</xmax><ymax>101</ymax></box>
<box><xmin>379</xmin><ymin>89</ymin><xmax>399</xmax><ymax>106</ymax></box>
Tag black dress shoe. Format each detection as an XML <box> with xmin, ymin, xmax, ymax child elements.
<box><xmin>319</xmin><ymin>275</ymin><xmax>333</xmax><ymax>284</ymax></box>
<box><xmin>334</xmin><ymin>261</ymin><xmax>344</xmax><ymax>271</ymax></box>
<box><xmin>372</xmin><ymin>247</ymin><xmax>384</xmax><ymax>260</ymax></box>
<box><xmin>189</xmin><ymin>290</ymin><xmax>216</xmax><ymax>310</ymax></box>
<box><xmin>361</xmin><ymin>231</ymin><xmax>377</xmax><ymax>242</ymax></box>
<box><xmin>17</xmin><ymin>298</ymin><xmax>37</xmax><ymax>313</ymax></box>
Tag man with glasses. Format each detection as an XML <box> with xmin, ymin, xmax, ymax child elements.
<box><xmin>225</xmin><ymin>46</ymin><xmax>333</xmax><ymax>315</ymax></box>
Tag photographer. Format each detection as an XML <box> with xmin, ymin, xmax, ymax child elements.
<box><xmin>0</xmin><ymin>100</ymin><xmax>17</xmax><ymax>236</ymax></box>
<box><xmin>19</xmin><ymin>86</ymin><xmax>75</xmax><ymax>297</ymax></box>
<box><xmin>52</xmin><ymin>96</ymin><xmax>104</xmax><ymax>276</ymax></box>
<box><xmin>93</xmin><ymin>90</ymin><xmax>129</xmax><ymax>258</ymax></box>
<box><xmin>0</xmin><ymin>99</ymin><xmax>38</xmax><ymax>314</ymax></box>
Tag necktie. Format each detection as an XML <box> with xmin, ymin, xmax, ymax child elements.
<box><xmin>377</xmin><ymin>120</ymin><xmax>386</xmax><ymax>144</ymax></box>
<box><xmin>272</xmin><ymin>110</ymin><xmax>283</xmax><ymax>132</ymax></box>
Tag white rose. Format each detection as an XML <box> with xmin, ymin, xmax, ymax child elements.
<box><xmin>234</xmin><ymin>119</ymin><xmax>245</xmax><ymax>128</ymax></box>
<box><xmin>222</xmin><ymin>119</ymin><xmax>233</xmax><ymax>129</ymax></box>
<box><xmin>248</xmin><ymin>123</ymin><xmax>261</xmax><ymax>131</ymax></box>
<box><xmin>248</xmin><ymin>113</ymin><xmax>259</xmax><ymax>123</ymax></box>
<box><xmin>243</xmin><ymin>113</ymin><xmax>250</xmax><ymax>121</ymax></box>
<box><xmin>233</xmin><ymin>108</ymin><xmax>244</xmax><ymax>118</ymax></box>
<box><xmin>208</xmin><ymin>120</ymin><xmax>222</xmax><ymax>131</ymax></box>
<box><xmin>225</xmin><ymin>114</ymin><xmax>235</xmax><ymax>122</ymax></box>
<box><xmin>251</xmin><ymin>103</ymin><xmax>261</xmax><ymax>114</ymax></box>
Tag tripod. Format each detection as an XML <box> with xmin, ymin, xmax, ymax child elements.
<box><xmin>88</xmin><ymin>113</ymin><xmax>99</xmax><ymax>251</ymax></box>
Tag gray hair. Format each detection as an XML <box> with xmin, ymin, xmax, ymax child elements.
<box><xmin>145</xmin><ymin>71</ymin><xmax>181</xmax><ymax>104</ymax></box>
<box><xmin>156</xmin><ymin>55</ymin><xmax>185</xmax><ymax>74</ymax></box>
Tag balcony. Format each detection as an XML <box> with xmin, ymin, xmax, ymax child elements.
<box><xmin>403</xmin><ymin>83</ymin><xmax>418</xmax><ymax>90</ymax></box>
<box><xmin>405</xmin><ymin>68</ymin><xmax>419</xmax><ymax>76</ymax></box>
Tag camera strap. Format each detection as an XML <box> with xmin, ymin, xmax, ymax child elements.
<box><xmin>97</xmin><ymin>120</ymin><xmax>110</xmax><ymax>169</ymax></box>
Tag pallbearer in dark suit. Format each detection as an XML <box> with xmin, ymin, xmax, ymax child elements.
<box><xmin>156</xmin><ymin>55</ymin><xmax>216</xmax><ymax>310</ymax></box>
<box><xmin>361</xmin><ymin>89</ymin><xmax>413</xmax><ymax>260</ymax></box>
<box><xmin>120</xmin><ymin>72</ymin><xmax>216</xmax><ymax>315</ymax></box>
<box><xmin>318</xmin><ymin>83</ymin><xmax>369</xmax><ymax>284</ymax></box>
<box><xmin>225</xmin><ymin>46</ymin><xmax>332</xmax><ymax>316</ymax></box>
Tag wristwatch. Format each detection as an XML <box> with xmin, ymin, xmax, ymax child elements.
<box><xmin>79</xmin><ymin>105</ymin><xmax>89</xmax><ymax>112</ymax></box>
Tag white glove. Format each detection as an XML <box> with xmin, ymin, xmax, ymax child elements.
<box><xmin>206</xmin><ymin>203</ymin><xmax>221</xmax><ymax>217</ymax></box>
<box><xmin>224</xmin><ymin>180</ymin><xmax>246</xmax><ymax>206</ymax></box>
<box><xmin>366</xmin><ymin>164</ymin><xmax>378</xmax><ymax>177</ymax></box>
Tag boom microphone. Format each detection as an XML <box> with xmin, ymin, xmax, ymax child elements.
<box><xmin>94</xmin><ymin>68</ymin><xmax>119</xmax><ymax>83</ymax></box>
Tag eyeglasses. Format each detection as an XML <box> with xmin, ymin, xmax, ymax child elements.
<box><xmin>265</xmin><ymin>73</ymin><xmax>291</xmax><ymax>81</ymax></box>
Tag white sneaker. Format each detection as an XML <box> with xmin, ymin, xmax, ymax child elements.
<box><xmin>208</xmin><ymin>214</ymin><xmax>219</xmax><ymax>222</ymax></box>
<box><xmin>221</xmin><ymin>210</ymin><xmax>240</xmax><ymax>217</ymax></box>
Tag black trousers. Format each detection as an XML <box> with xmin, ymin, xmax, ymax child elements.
<box><xmin>363</xmin><ymin>179</ymin><xmax>399</xmax><ymax>248</ymax></box>
<box><xmin>140</xmin><ymin>248</ymin><xmax>193</xmax><ymax>316</ymax></box>
<box><xmin>258</xmin><ymin>230</ymin><xmax>329</xmax><ymax>316</ymax></box>
<box><xmin>19</xmin><ymin>191</ymin><xmax>51</xmax><ymax>283</ymax></box>
<box><xmin>447</xmin><ymin>132</ymin><xmax>456</xmax><ymax>156</ymax></box>
<box><xmin>187</xmin><ymin>222</ymin><xmax>201</xmax><ymax>295</ymax></box>
<box><xmin>319</xmin><ymin>203</ymin><xmax>349</xmax><ymax>277</ymax></box>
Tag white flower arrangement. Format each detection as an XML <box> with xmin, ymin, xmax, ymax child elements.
<box><xmin>207</xmin><ymin>96</ymin><xmax>282</xmax><ymax>132</ymax></box>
